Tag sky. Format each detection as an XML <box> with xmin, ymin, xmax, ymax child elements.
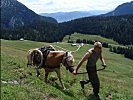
<box><xmin>17</xmin><ymin>0</ymin><xmax>132</xmax><ymax>14</ymax></box>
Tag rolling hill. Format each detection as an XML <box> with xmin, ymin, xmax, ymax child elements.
<box><xmin>1</xmin><ymin>39</ymin><xmax>133</xmax><ymax>100</ymax></box>
<box><xmin>63</xmin><ymin>32</ymin><xmax>118</xmax><ymax>45</ymax></box>
<box><xmin>59</xmin><ymin>14</ymin><xmax>133</xmax><ymax>45</ymax></box>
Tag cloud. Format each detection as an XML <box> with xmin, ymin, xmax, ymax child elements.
<box><xmin>46</xmin><ymin>1</ymin><xmax>54</xmax><ymax>5</ymax></box>
<box><xmin>17</xmin><ymin>0</ymin><xmax>132</xmax><ymax>13</ymax></box>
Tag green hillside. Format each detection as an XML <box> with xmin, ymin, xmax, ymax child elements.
<box><xmin>63</xmin><ymin>32</ymin><xmax>118</xmax><ymax>45</ymax></box>
<box><xmin>1</xmin><ymin>40</ymin><xmax>133</xmax><ymax>100</ymax></box>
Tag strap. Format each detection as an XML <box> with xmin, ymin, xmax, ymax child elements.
<box><xmin>45</xmin><ymin>65</ymin><xmax>60</xmax><ymax>69</ymax></box>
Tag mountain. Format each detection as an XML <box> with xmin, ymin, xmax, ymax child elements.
<box><xmin>1</xmin><ymin>0</ymin><xmax>57</xmax><ymax>28</ymax></box>
<box><xmin>40</xmin><ymin>11</ymin><xmax>94</xmax><ymax>23</ymax></box>
<box><xmin>40</xmin><ymin>1</ymin><xmax>133</xmax><ymax>22</ymax></box>
<box><xmin>40</xmin><ymin>10</ymin><xmax>110</xmax><ymax>23</ymax></box>
<box><xmin>104</xmin><ymin>1</ymin><xmax>133</xmax><ymax>16</ymax></box>
<box><xmin>59</xmin><ymin>14</ymin><xmax>133</xmax><ymax>45</ymax></box>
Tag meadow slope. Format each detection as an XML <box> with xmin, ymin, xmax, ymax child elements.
<box><xmin>63</xmin><ymin>33</ymin><xmax>118</xmax><ymax>45</ymax></box>
<box><xmin>1</xmin><ymin>40</ymin><xmax>133</xmax><ymax>100</ymax></box>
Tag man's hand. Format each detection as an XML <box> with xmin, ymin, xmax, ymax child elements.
<box><xmin>102</xmin><ymin>64</ymin><xmax>107</xmax><ymax>68</ymax></box>
<box><xmin>73</xmin><ymin>69</ymin><xmax>77</xmax><ymax>75</ymax></box>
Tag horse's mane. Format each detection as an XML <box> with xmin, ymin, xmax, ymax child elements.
<box><xmin>67</xmin><ymin>52</ymin><xmax>74</xmax><ymax>62</ymax></box>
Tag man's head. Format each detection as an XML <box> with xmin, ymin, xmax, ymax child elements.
<box><xmin>94</xmin><ymin>42</ymin><xmax>102</xmax><ymax>52</ymax></box>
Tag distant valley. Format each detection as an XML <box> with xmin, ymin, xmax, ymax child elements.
<box><xmin>40</xmin><ymin>10</ymin><xmax>109</xmax><ymax>23</ymax></box>
<box><xmin>40</xmin><ymin>1</ymin><xmax>133</xmax><ymax>23</ymax></box>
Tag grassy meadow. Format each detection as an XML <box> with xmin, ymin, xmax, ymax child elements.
<box><xmin>1</xmin><ymin>39</ymin><xmax>133</xmax><ymax>100</ymax></box>
<box><xmin>63</xmin><ymin>33</ymin><xmax>118</xmax><ymax>45</ymax></box>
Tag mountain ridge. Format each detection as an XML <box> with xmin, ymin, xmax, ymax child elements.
<box><xmin>40</xmin><ymin>1</ymin><xmax>133</xmax><ymax>23</ymax></box>
<box><xmin>40</xmin><ymin>10</ymin><xmax>109</xmax><ymax>23</ymax></box>
<box><xmin>1</xmin><ymin>0</ymin><xmax>57</xmax><ymax>28</ymax></box>
<box><xmin>103</xmin><ymin>1</ymin><xmax>133</xmax><ymax>16</ymax></box>
<box><xmin>40</xmin><ymin>11</ymin><xmax>93</xmax><ymax>23</ymax></box>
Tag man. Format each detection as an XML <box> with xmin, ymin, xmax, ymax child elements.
<box><xmin>73</xmin><ymin>42</ymin><xmax>106</xmax><ymax>99</ymax></box>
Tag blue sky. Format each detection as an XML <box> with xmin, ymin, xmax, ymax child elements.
<box><xmin>17</xmin><ymin>0</ymin><xmax>132</xmax><ymax>13</ymax></box>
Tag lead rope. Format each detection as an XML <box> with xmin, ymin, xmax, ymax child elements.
<box><xmin>52</xmin><ymin>45</ymin><xmax>68</xmax><ymax>51</ymax></box>
<box><xmin>77</xmin><ymin>65</ymin><xmax>106</xmax><ymax>74</ymax></box>
<box><xmin>71</xmin><ymin>45</ymin><xmax>81</xmax><ymax>53</ymax></box>
<box><xmin>52</xmin><ymin>44</ymin><xmax>81</xmax><ymax>53</ymax></box>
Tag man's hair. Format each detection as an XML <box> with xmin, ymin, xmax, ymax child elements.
<box><xmin>94</xmin><ymin>42</ymin><xmax>102</xmax><ymax>48</ymax></box>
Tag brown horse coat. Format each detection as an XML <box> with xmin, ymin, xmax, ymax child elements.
<box><xmin>27</xmin><ymin>48</ymin><xmax>74</xmax><ymax>89</ymax></box>
<box><xmin>45</xmin><ymin>51</ymin><xmax>65</xmax><ymax>67</ymax></box>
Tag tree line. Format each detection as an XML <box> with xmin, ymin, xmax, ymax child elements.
<box><xmin>1</xmin><ymin>15</ymin><xmax>133</xmax><ymax>45</ymax></box>
<box><xmin>109</xmin><ymin>45</ymin><xmax>133</xmax><ymax>60</ymax></box>
<box><xmin>59</xmin><ymin>15</ymin><xmax>133</xmax><ymax>45</ymax></box>
<box><xmin>1</xmin><ymin>20</ymin><xmax>64</xmax><ymax>43</ymax></box>
<box><xmin>75</xmin><ymin>38</ymin><xmax>133</xmax><ymax>60</ymax></box>
<box><xmin>75</xmin><ymin>39</ymin><xmax>109</xmax><ymax>48</ymax></box>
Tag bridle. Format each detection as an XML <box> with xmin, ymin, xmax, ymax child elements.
<box><xmin>62</xmin><ymin>52</ymin><xmax>74</xmax><ymax>72</ymax></box>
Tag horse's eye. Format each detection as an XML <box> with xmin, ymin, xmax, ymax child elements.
<box><xmin>70</xmin><ymin>61</ymin><xmax>73</xmax><ymax>63</ymax></box>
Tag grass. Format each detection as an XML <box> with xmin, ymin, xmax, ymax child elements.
<box><xmin>1</xmin><ymin>39</ymin><xmax>133</xmax><ymax>100</ymax></box>
<box><xmin>63</xmin><ymin>32</ymin><xmax>118</xmax><ymax>45</ymax></box>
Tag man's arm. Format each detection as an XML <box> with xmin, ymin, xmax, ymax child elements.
<box><xmin>73</xmin><ymin>52</ymin><xmax>91</xmax><ymax>75</ymax></box>
<box><xmin>100</xmin><ymin>53</ymin><xmax>106</xmax><ymax>67</ymax></box>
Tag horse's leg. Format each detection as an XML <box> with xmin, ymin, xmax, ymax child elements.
<box><xmin>36</xmin><ymin>68</ymin><xmax>40</xmax><ymax>77</ymax></box>
<box><xmin>55</xmin><ymin>68</ymin><xmax>66</xmax><ymax>90</ymax></box>
<box><xmin>44</xmin><ymin>69</ymin><xmax>49</xmax><ymax>83</ymax></box>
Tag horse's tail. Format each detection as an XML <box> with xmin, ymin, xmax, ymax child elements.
<box><xmin>27</xmin><ymin>48</ymin><xmax>43</xmax><ymax>68</ymax></box>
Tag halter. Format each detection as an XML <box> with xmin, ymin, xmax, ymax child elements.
<box><xmin>62</xmin><ymin>52</ymin><xmax>74</xmax><ymax>72</ymax></box>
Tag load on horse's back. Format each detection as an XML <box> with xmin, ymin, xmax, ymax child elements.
<box><xmin>29</xmin><ymin>45</ymin><xmax>56</xmax><ymax>68</ymax></box>
<box><xmin>27</xmin><ymin>45</ymin><xmax>74</xmax><ymax>89</ymax></box>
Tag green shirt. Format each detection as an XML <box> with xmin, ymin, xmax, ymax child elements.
<box><xmin>86</xmin><ymin>48</ymin><xmax>101</xmax><ymax>71</ymax></box>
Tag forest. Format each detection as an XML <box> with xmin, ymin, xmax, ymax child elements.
<box><xmin>1</xmin><ymin>15</ymin><xmax>133</xmax><ymax>45</ymax></box>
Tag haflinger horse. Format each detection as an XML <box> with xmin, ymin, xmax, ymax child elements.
<box><xmin>27</xmin><ymin>45</ymin><xmax>74</xmax><ymax>89</ymax></box>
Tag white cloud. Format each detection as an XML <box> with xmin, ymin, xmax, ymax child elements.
<box><xmin>17</xmin><ymin>0</ymin><xmax>132</xmax><ymax>13</ymax></box>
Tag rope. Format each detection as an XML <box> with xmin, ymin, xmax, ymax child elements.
<box><xmin>71</xmin><ymin>45</ymin><xmax>81</xmax><ymax>53</ymax></box>
<box><xmin>52</xmin><ymin>44</ymin><xmax>81</xmax><ymax>53</ymax></box>
<box><xmin>77</xmin><ymin>72</ymin><xmax>88</xmax><ymax>74</ymax></box>
<box><xmin>76</xmin><ymin>66</ymin><xmax>106</xmax><ymax>75</ymax></box>
<box><xmin>52</xmin><ymin>45</ymin><xmax>68</xmax><ymax>51</ymax></box>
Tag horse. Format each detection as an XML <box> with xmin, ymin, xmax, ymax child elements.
<box><xmin>27</xmin><ymin>46</ymin><xmax>74</xmax><ymax>89</ymax></box>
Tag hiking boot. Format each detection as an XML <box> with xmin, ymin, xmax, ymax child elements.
<box><xmin>80</xmin><ymin>80</ymin><xmax>85</xmax><ymax>89</ymax></box>
<box><xmin>94</xmin><ymin>94</ymin><xmax>101</xmax><ymax>100</ymax></box>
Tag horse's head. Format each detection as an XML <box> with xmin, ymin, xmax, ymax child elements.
<box><xmin>62</xmin><ymin>52</ymin><xmax>74</xmax><ymax>73</ymax></box>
